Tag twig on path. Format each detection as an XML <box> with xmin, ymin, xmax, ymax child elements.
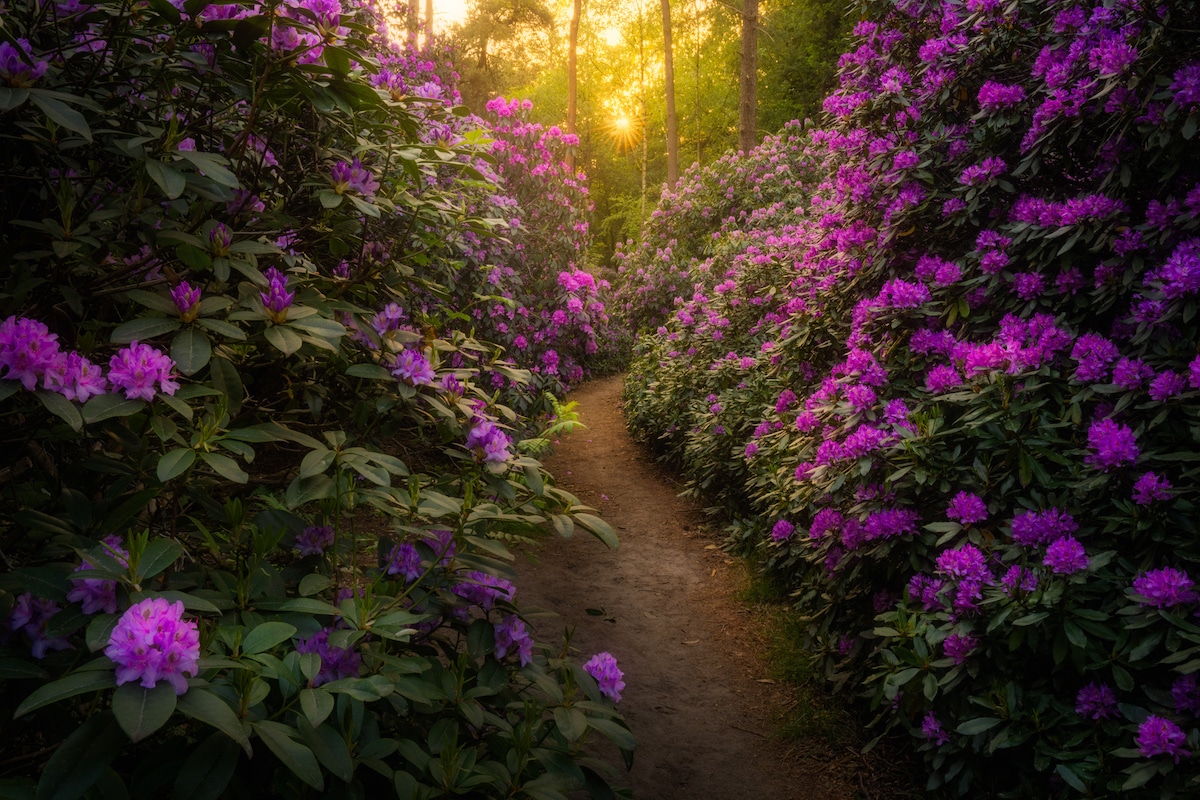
<box><xmin>729</xmin><ymin>724</ymin><xmax>768</xmax><ymax>739</ymax></box>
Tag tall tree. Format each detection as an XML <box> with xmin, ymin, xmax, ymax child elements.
<box><xmin>661</xmin><ymin>0</ymin><xmax>678</xmax><ymax>186</ymax></box>
<box><xmin>567</xmin><ymin>0</ymin><xmax>581</xmax><ymax>172</ymax></box>
<box><xmin>737</xmin><ymin>0</ymin><xmax>757</xmax><ymax>153</ymax></box>
<box><xmin>425</xmin><ymin>0</ymin><xmax>434</xmax><ymax>37</ymax></box>
<box><xmin>409</xmin><ymin>0</ymin><xmax>421</xmax><ymax>42</ymax></box>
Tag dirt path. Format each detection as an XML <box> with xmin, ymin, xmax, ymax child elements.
<box><xmin>517</xmin><ymin>375</ymin><xmax>856</xmax><ymax>800</ymax></box>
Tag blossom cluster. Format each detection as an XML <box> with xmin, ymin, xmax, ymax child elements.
<box><xmin>104</xmin><ymin>598</ymin><xmax>200</xmax><ymax>695</ymax></box>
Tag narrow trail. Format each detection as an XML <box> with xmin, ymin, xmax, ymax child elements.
<box><xmin>517</xmin><ymin>375</ymin><xmax>856</xmax><ymax>800</ymax></box>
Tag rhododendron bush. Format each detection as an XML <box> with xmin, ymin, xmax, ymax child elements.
<box><xmin>0</xmin><ymin>0</ymin><xmax>631</xmax><ymax>796</ymax></box>
<box><xmin>623</xmin><ymin>0</ymin><xmax>1200</xmax><ymax>795</ymax></box>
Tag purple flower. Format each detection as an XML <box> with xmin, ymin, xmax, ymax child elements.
<box><xmin>1136</xmin><ymin>716</ymin><xmax>1190</xmax><ymax>762</ymax></box>
<box><xmin>7</xmin><ymin>593</ymin><xmax>72</xmax><ymax>659</ymax></box>
<box><xmin>105</xmin><ymin>598</ymin><xmax>200</xmax><ymax>694</ymax></box>
<box><xmin>1149</xmin><ymin>370</ymin><xmax>1186</xmax><ymax>402</ymax></box>
<box><xmin>1044</xmin><ymin>536</ymin><xmax>1089</xmax><ymax>575</ymax></box>
<box><xmin>1001</xmin><ymin>565</ymin><xmax>1038</xmax><ymax>595</ymax></box>
<box><xmin>1075</xmin><ymin>683</ymin><xmax>1118</xmax><ymax>720</ymax></box>
<box><xmin>295</xmin><ymin>628</ymin><xmax>361</xmax><ymax>687</ymax></box>
<box><xmin>958</xmin><ymin>157</ymin><xmax>1006</xmax><ymax>187</ymax></box>
<box><xmin>846</xmin><ymin>384</ymin><xmax>876</xmax><ymax>411</ymax></box>
<box><xmin>386</xmin><ymin>542</ymin><xmax>422</xmax><ymax>582</ymax></box>
<box><xmin>943</xmin><ymin>633</ymin><xmax>977</xmax><ymax>665</ymax></box>
<box><xmin>977</xmin><ymin>80</ymin><xmax>1025</xmax><ymax>112</ymax></box>
<box><xmin>1173</xmin><ymin>674</ymin><xmax>1200</xmax><ymax>716</ymax></box>
<box><xmin>1133</xmin><ymin>472</ymin><xmax>1172</xmax><ymax>505</ymax></box>
<box><xmin>392</xmin><ymin>349</ymin><xmax>435</xmax><ymax>386</ymax></box>
<box><xmin>108</xmin><ymin>341</ymin><xmax>179</xmax><ymax>401</ymax></box>
<box><xmin>925</xmin><ymin>364</ymin><xmax>961</xmax><ymax>393</ymax></box>
<box><xmin>67</xmin><ymin>536</ymin><xmax>129</xmax><ymax>615</ymax></box>
<box><xmin>494</xmin><ymin>614</ymin><xmax>533</xmax><ymax>666</ymax></box>
<box><xmin>1133</xmin><ymin>568</ymin><xmax>1198</xmax><ymax>608</ymax></box>
<box><xmin>466</xmin><ymin>418</ymin><xmax>512</xmax><ymax>465</ymax></box>
<box><xmin>295</xmin><ymin>525</ymin><xmax>334</xmax><ymax>556</ymax></box>
<box><xmin>1070</xmin><ymin>334</ymin><xmax>1120</xmax><ymax>383</ymax></box>
<box><xmin>946</xmin><ymin>492</ymin><xmax>987</xmax><ymax>525</ymax></box>
<box><xmin>452</xmin><ymin>571</ymin><xmax>516</xmax><ymax>610</ymax></box>
<box><xmin>774</xmin><ymin>389</ymin><xmax>797</xmax><ymax>413</ymax></box>
<box><xmin>0</xmin><ymin>40</ymin><xmax>49</xmax><ymax>88</ymax></box>
<box><xmin>1172</xmin><ymin>63</ymin><xmax>1200</xmax><ymax>107</ymax></box>
<box><xmin>583</xmin><ymin>652</ymin><xmax>625</xmax><ymax>702</ymax></box>
<box><xmin>171</xmin><ymin>282</ymin><xmax>202</xmax><ymax>322</ymax></box>
<box><xmin>1010</xmin><ymin>508</ymin><xmax>1078</xmax><ymax>547</ymax></box>
<box><xmin>0</xmin><ymin>316</ymin><xmax>61</xmax><ymax>390</ymax></box>
<box><xmin>771</xmin><ymin>520</ymin><xmax>794</xmax><ymax>542</ymax></box>
<box><xmin>936</xmin><ymin>543</ymin><xmax>991</xmax><ymax>583</ymax></box>
<box><xmin>43</xmin><ymin>352</ymin><xmax>108</xmax><ymax>403</ymax></box>
<box><xmin>908</xmin><ymin>574</ymin><xmax>945</xmax><ymax>610</ymax></box>
<box><xmin>1112</xmin><ymin>358</ymin><xmax>1153</xmax><ymax>390</ymax></box>
<box><xmin>809</xmin><ymin>509</ymin><xmax>843</xmax><ymax>542</ymax></box>
<box><xmin>330</xmin><ymin>159</ymin><xmax>380</xmax><ymax>199</ymax></box>
<box><xmin>921</xmin><ymin>711</ymin><xmax>950</xmax><ymax>745</ymax></box>
<box><xmin>208</xmin><ymin>223</ymin><xmax>232</xmax><ymax>257</ymax></box>
<box><xmin>1086</xmin><ymin>419</ymin><xmax>1138</xmax><ymax>471</ymax></box>
<box><xmin>261</xmin><ymin>267</ymin><xmax>294</xmax><ymax>324</ymax></box>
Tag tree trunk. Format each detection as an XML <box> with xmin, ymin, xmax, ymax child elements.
<box><xmin>661</xmin><ymin>0</ymin><xmax>679</xmax><ymax>187</ymax></box>
<box><xmin>567</xmin><ymin>0</ymin><xmax>581</xmax><ymax>173</ymax></box>
<box><xmin>408</xmin><ymin>0</ymin><xmax>420</xmax><ymax>43</ymax></box>
<box><xmin>425</xmin><ymin>0</ymin><xmax>433</xmax><ymax>38</ymax></box>
<box><xmin>737</xmin><ymin>0</ymin><xmax>757</xmax><ymax>153</ymax></box>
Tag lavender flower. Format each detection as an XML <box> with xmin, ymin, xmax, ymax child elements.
<box><xmin>1010</xmin><ymin>508</ymin><xmax>1077</xmax><ymax>547</ymax></box>
<box><xmin>977</xmin><ymin>80</ymin><xmax>1025</xmax><ymax>111</ymax></box>
<box><xmin>208</xmin><ymin>223</ymin><xmax>232</xmax><ymax>257</ymax></box>
<box><xmin>330</xmin><ymin>159</ymin><xmax>380</xmax><ymax>199</ymax></box>
<box><xmin>43</xmin><ymin>352</ymin><xmax>107</xmax><ymax>403</ymax></box>
<box><xmin>171</xmin><ymin>282</ymin><xmax>202</xmax><ymax>322</ymax></box>
<box><xmin>105</xmin><ymin>598</ymin><xmax>200</xmax><ymax>694</ymax></box>
<box><xmin>0</xmin><ymin>39</ymin><xmax>49</xmax><ymax>88</ymax></box>
<box><xmin>261</xmin><ymin>267</ymin><xmax>294</xmax><ymax>324</ymax></box>
<box><xmin>466</xmin><ymin>418</ymin><xmax>513</xmax><ymax>465</ymax></box>
<box><xmin>387</xmin><ymin>542</ymin><xmax>422</xmax><ymax>582</ymax></box>
<box><xmin>67</xmin><ymin>535</ymin><xmax>129</xmax><ymax>615</ymax></box>
<box><xmin>1132</xmin><ymin>567</ymin><xmax>1198</xmax><ymax>608</ymax></box>
<box><xmin>452</xmin><ymin>571</ymin><xmax>516</xmax><ymax>610</ymax></box>
<box><xmin>922</xmin><ymin>711</ymin><xmax>950</xmax><ymax>745</ymax></box>
<box><xmin>1075</xmin><ymin>682</ymin><xmax>1118</xmax><ymax>720</ymax></box>
<box><xmin>1001</xmin><ymin>565</ymin><xmax>1038</xmax><ymax>595</ymax></box>
<box><xmin>295</xmin><ymin>525</ymin><xmax>334</xmax><ymax>556</ymax></box>
<box><xmin>1136</xmin><ymin>716</ymin><xmax>1190</xmax><ymax>762</ymax></box>
<box><xmin>108</xmin><ymin>341</ymin><xmax>180</xmax><ymax>400</ymax></box>
<box><xmin>1085</xmin><ymin>419</ymin><xmax>1138</xmax><ymax>471</ymax></box>
<box><xmin>1149</xmin><ymin>370</ymin><xmax>1186</xmax><ymax>402</ymax></box>
<box><xmin>1173</xmin><ymin>675</ymin><xmax>1200</xmax><ymax>716</ymax></box>
<box><xmin>391</xmin><ymin>349</ymin><xmax>435</xmax><ymax>386</ymax></box>
<box><xmin>771</xmin><ymin>519</ymin><xmax>794</xmax><ymax>542</ymax></box>
<box><xmin>0</xmin><ymin>315</ymin><xmax>61</xmax><ymax>390</ymax></box>
<box><xmin>7</xmin><ymin>593</ymin><xmax>71</xmax><ymax>659</ymax></box>
<box><xmin>943</xmin><ymin>633</ymin><xmax>977</xmax><ymax>665</ymax></box>
<box><xmin>583</xmin><ymin>651</ymin><xmax>625</xmax><ymax>702</ymax></box>
<box><xmin>1044</xmin><ymin>536</ymin><xmax>1088</xmax><ymax>575</ymax></box>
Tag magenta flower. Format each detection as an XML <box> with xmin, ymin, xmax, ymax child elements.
<box><xmin>466</xmin><ymin>418</ymin><xmax>513</xmax><ymax>465</ymax></box>
<box><xmin>108</xmin><ymin>341</ymin><xmax>179</xmax><ymax>401</ymax></box>
<box><xmin>943</xmin><ymin>633</ymin><xmax>977</xmax><ymax>666</ymax></box>
<box><xmin>105</xmin><ymin>598</ymin><xmax>200</xmax><ymax>694</ymax></box>
<box><xmin>330</xmin><ymin>159</ymin><xmax>380</xmax><ymax>199</ymax></box>
<box><xmin>922</xmin><ymin>711</ymin><xmax>950</xmax><ymax>745</ymax></box>
<box><xmin>452</xmin><ymin>571</ymin><xmax>516</xmax><ymax>610</ymax></box>
<box><xmin>387</xmin><ymin>542</ymin><xmax>422</xmax><ymax>581</ymax></box>
<box><xmin>0</xmin><ymin>315</ymin><xmax>61</xmax><ymax>390</ymax></box>
<box><xmin>1133</xmin><ymin>567</ymin><xmax>1198</xmax><ymax>609</ymax></box>
<box><xmin>7</xmin><ymin>593</ymin><xmax>71</xmax><ymax>659</ymax></box>
<box><xmin>946</xmin><ymin>492</ymin><xmax>987</xmax><ymax>525</ymax></box>
<box><xmin>0</xmin><ymin>39</ymin><xmax>49</xmax><ymax>88</ymax></box>
<box><xmin>67</xmin><ymin>536</ymin><xmax>129</xmax><ymax>615</ymax></box>
<box><xmin>1132</xmin><ymin>472</ymin><xmax>1172</xmax><ymax>505</ymax></box>
<box><xmin>1085</xmin><ymin>419</ymin><xmax>1138</xmax><ymax>471</ymax></box>
<box><xmin>1044</xmin><ymin>536</ymin><xmax>1088</xmax><ymax>575</ymax></box>
<box><xmin>771</xmin><ymin>519</ymin><xmax>794</xmax><ymax>542</ymax></box>
<box><xmin>977</xmin><ymin>80</ymin><xmax>1025</xmax><ymax>112</ymax></box>
<box><xmin>1000</xmin><ymin>565</ymin><xmax>1038</xmax><ymax>595</ymax></box>
<box><xmin>1136</xmin><ymin>716</ymin><xmax>1190</xmax><ymax>762</ymax></box>
<box><xmin>171</xmin><ymin>281</ymin><xmax>202</xmax><ymax>322</ymax></box>
<box><xmin>43</xmin><ymin>351</ymin><xmax>108</xmax><ymax>403</ymax></box>
<box><xmin>208</xmin><ymin>223</ymin><xmax>232</xmax><ymax>257</ymax></box>
<box><xmin>583</xmin><ymin>651</ymin><xmax>625</xmax><ymax>702</ymax></box>
<box><xmin>1010</xmin><ymin>508</ymin><xmax>1077</xmax><ymax>547</ymax></box>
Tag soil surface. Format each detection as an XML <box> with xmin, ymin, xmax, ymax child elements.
<box><xmin>516</xmin><ymin>375</ymin><xmax>863</xmax><ymax>800</ymax></box>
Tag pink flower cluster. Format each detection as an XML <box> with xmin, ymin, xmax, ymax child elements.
<box><xmin>105</xmin><ymin>598</ymin><xmax>200</xmax><ymax>695</ymax></box>
<box><xmin>583</xmin><ymin>651</ymin><xmax>625</xmax><ymax>702</ymax></box>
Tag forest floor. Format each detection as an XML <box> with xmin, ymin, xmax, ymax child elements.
<box><xmin>516</xmin><ymin>375</ymin><xmax>914</xmax><ymax>800</ymax></box>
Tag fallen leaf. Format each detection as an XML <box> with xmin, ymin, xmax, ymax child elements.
<box><xmin>683</xmin><ymin>639</ymin><xmax>701</xmax><ymax>645</ymax></box>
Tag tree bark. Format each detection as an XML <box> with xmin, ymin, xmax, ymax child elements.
<box><xmin>567</xmin><ymin>0</ymin><xmax>581</xmax><ymax>172</ymax></box>
<box><xmin>408</xmin><ymin>0</ymin><xmax>421</xmax><ymax>43</ymax></box>
<box><xmin>661</xmin><ymin>0</ymin><xmax>679</xmax><ymax>187</ymax></box>
<box><xmin>737</xmin><ymin>0</ymin><xmax>758</xmax><ymax>153</ymax></box>
<box><xmin>425</xmin><ymin>0</ymin><xmax>433</xmax><ymax>38</ymax></box>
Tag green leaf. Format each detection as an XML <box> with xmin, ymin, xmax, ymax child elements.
<box><xmin>173</xmin><ymin>732</ymin><xmax>241</xmax><ymax>800</ymax></box>
<box><xmin>0</xmin><ymin>87</ymin><xmax>31</xmax><ymax>111</ymax></box>
<box><xmin>82</xmin><ymin>394</ymin><xmax>145</xmax><ymax>424</ymax></box>
<box><xmin>112</xmin><ymin>683</ymin><xmax>177</xmax><ymax>743</ymax></box>
<box><xmin>585</xmin><ymin>717</ymin><xmax>635</xmax><ymax>751</ymax></box>
<box><xmin>1055</xmin><ymin>763</ymin><xmax>1087</xmax><ymax>793</ymax></box>
<box><xmin>265</xmin><ymin>325</ymin><xmax>303</xmax><ymax>355</ymax></box>
<box><xmin>157</xmin><ymin>448</ymin><xmax>197</xmax><ymax>482</ymax></box>
<box><xmin>0</xmin><ymin>658</ymin><xmax>49</xmax><ymax>679</ymax></box>
<box><xmin>208</xmin><ymin>357</ymin><xmax>243</xmax><ymax>415</ymax></box>
<box><xmin>35</xmin><ymin>390</ymin><xmax>82</xmax><ymax>431</ymax></box>
<box><xmin>553</xmin><ymin>707</ymin><xmax>587</xmax><ymax>741</ymax></box>
<box><xmin>251</xmin><ymin>720</ymin><xmax>324</xmax><ymax>790</ymax></box>
<box><xmin>299</xmin><ymin>688</ymin><xmax>335</xmax><ymax>727</ymax></box>
<box><xmin>196</xmin><ymin>318</ymin><xmax>247</xmax><ymax>341</ymax></box>
<box><xmin>345</xmin><ymin>363</ymin><xmax>393</xmax><ymax>381</ymax></box>
<box><xmin>111</xmin><ymin>317</ymin><xmax>181</xmax><ymax>344</ymax></box>
<box><xmin>955</xmin><ymin>717</ymin><xmax>1002</xmax><ymax>736</ymax></box>
<box><xmin>297</xmin><ymin>718</ymin><xmax>354</xmax><ymax>783</ymax></box>
<box><xmin>199</xmin><ymin>451</ymin><xmax>249</xmax><ymax>484</ymax></box>
<box><xmin>145</xmin><ymin>160</ymin><xmax>187</xmax><ymax>200</ymax></box>
<box><xmin>318</xmin><ymin>189</ymin><xmax>344</xmax><ymax>209</ymax></box>
<box><xmin>171</xmin><ymin>328</ymin><xmax>212</xmax><ymax>376</ymax></box>
<box><xmin>175</xmin><ymin>150</ymin><xmax>240</xmax><ymax>188</ymax></box>
<box><xmin>137</xmin><ymin>538</ymin><xmax>185</xmax><ymax>581</ymax></box>
<box><xmin>298</xmin><ymin>574</ymin><xmax>332</xmax><ymax>596</ymax></box>
<box><xmin>124</xmin><ymin>290</ymin><xmax>177</xmax><ymax>314</ymax></box>
<box><xmin>574</xmin><ymin>513</ymin><xmax>618</xmax><ymax>549</ymax></box>
<box><xmin>241</xmin><ymin>621</ymin><xmax>297</xmax><ymax>655</ymax></box>
<box><xmin>85</xmin><ymin>615</ymin><xmax>119</xmax><ymax>653</ymax></box>
<box><xmin>30</xmin><ymin>93</ymin><xmax>92</xmax><ymax>141</ymax></box>
<box><xmin>15</xmin><ymin>669</ymin><xmax>116</xmax><ymax>718</ymax></box>
<box><xmin>177</xmin><ymin>688</ymin><xmax>251</xmax><ymax>752</ymax></box>
<box><xmin>35</xmin><ymin>713</ymin><xmax>122</xmax><ymax>800</ymax></box>
<box><xmin>288</xmin><ymin>317</ymin><xmax>345</xmax><ymax>339</ymax></box>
